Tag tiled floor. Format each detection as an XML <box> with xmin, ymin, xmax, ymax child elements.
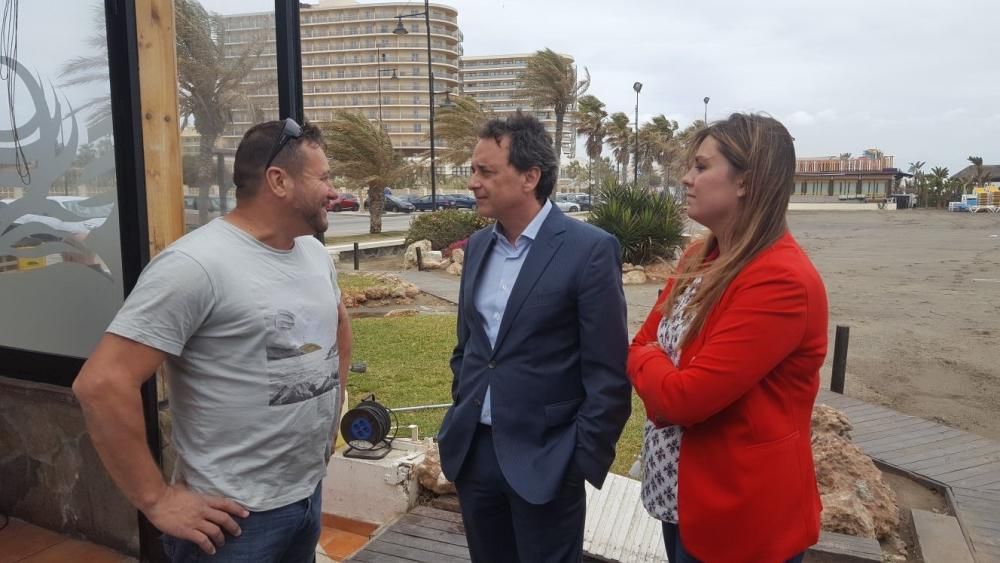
<box><xmin>0</xmin><ymin>518</ymin><xmax>134</xmax><ymax>563</ymax></box>
<box><xmin>0</xmin><ymin>514</ymin><xmax>374</xmax><ymax>563</ymax></box>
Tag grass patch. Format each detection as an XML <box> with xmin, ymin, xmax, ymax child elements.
<box><xmin>337</xmin><ymin>272</ymin><xmax>391</xmax><ymax>294</ymax></box>
<box><xmin>347</xmin><ymin>314</ymin><xmax>644</xmax><ymax>476</ymax></box>
<box><xmin>325</xmin><ymin>231</ymin><xmax>407</xmax><ymax>246</ymax></box>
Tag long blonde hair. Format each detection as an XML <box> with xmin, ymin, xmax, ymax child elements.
<box><xmin>662</xmin><ymin>113</ymin><xmax>796</xmax><ymax>348</ymax></box>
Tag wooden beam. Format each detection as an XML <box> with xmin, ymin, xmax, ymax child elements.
<box><xmin>136</xmin><ymin>0</ymin><xmax>184</xmax><ymax>257</ymax></box>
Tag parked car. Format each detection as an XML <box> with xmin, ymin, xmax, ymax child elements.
<box><xmin>555</xmin><ymin>195</ymin><xmax>581</xmax><ymax>213</ymax></box>
<box><xmin>363</xmin><ymin>194</ymin><xmax>415</xmax><ymax>213</ymax></box>
<box><xmin>410</xmin><ymin>193</ymin><xmax>478</xmax><ymax>211</ymax></box>
<box><xmin>444</xmin><ymin>193</ymin><xmax>477</xmax><ymax>210</ymax></box>
<box><xmin>329</xmin><ymin>192</ymin><xmax>360</xmax><ymax>212</ymax></box>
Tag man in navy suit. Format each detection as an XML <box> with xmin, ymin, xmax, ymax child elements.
<box><xmin>437</xmin><ymin>113</ymin><xmax>631</xmax><ymax>562</ymax></box>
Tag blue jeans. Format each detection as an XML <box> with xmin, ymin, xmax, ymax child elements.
<box><xmin>663</xmin><ymin>522</ymin><xmax>804</xmax><ymax>563</ymax></box>
<box><xmin>161</xmin><ymin>483</ymin><xmax>322</xmax><ymax>563</ymax></box>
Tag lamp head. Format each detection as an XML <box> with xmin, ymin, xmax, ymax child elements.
<box><xmin>633</xmin><ymin>81</ymin><xmax>643</xmax><ymax>93</ymax></box>
<box><xmin>392</xmin><ymin>17</ymin><xmax>408</xmax><ymax>35</ymax></box>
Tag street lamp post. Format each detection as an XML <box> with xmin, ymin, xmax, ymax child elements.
<box><xmin>703</xmin><ymin>96</ymin><xmax>710</xmax><ymax>125</ymax></box>
<box><xmin>393</xmin><ymin>0</ymin><xmax>440</xmax><ymax>210</ymax></box>
<box><xmin>375</xmin><ymin>49</ymin><xmax>398</xmax><ymax>126</ymax></box>
<box><xmin>633</xmin><ymin>81</ymin><xmax>642</xmax><ymax>187</ymax></box>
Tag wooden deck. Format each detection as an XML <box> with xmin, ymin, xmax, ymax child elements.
<box><xmin>348</xmin><ymin>391</ymin><xmax>1000</xmax><ymax>562</ymax></box>
<box><xmin>817</xmin><ymin>390</ymin><xmax>1000</xmax><ymax>562</ymax></box>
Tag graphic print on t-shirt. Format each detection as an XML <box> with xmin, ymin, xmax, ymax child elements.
<box><xmin>265</xmin><ymin>305</ymin><xmax>338</xmax><ymax>406</ymax></box>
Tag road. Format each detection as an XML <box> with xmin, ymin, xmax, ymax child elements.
<box><xmin>325</xmin><ymin>211</ymin><xmax>416</xmax><ymax>237</ymax></box>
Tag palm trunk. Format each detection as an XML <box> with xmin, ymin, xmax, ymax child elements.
<box><xmin>368</xmin><ymin>185</ymin><xmax>385</xmax><ymax>234</ymax></box>
<box><xmin>196</xmin><ymin>133</ymin><xmax>219</xmax><ymax>225</ymax></box>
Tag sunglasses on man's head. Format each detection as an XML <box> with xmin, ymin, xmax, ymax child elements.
<box><xmin>264</xmin><ymin>118</ymin><xmax>304</xmax><ymax>170</ymax></box>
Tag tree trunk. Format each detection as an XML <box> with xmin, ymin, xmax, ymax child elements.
<box><xmin>195</xmin><ymin>133</ymin><xmax>219</xmax><ymax>225</ymax></box>
<box><xmin>368</xmin><ymin>185</ymin><xmax>385</xmax><ymax>234</ymax></box>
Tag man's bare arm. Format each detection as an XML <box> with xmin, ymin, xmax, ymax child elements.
<box><xmin>336</xmin><ymin>301</ymin><xmax>352</xmax><ymax>407</ymax></box>
<box><xmin>74</xmin><ymin>333</ymin><xmax>248</xmax><ymax>554</ymax></box>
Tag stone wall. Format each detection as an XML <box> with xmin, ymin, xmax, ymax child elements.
<box><xmin>0</xmin><ymin>376</ymin><xmax>139</xmax><ymax>555</ymax></box>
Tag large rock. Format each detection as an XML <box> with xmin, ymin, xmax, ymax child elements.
<box><xmin>446</xmin><ymin>261</ymin><xmax>463</xmax><ymax>276</ymax></box>
<box><xmin>644</xmin><ymin>259</ymin><xmax>676</xmax><ymax>282</ymax></box>
<box><xmin>421</xmin><ymin>251</ymin><xmax>447</xmax><ymax>270</ymax></box>
<box><xmin>821</xmin><ymin>490</ymin><xmax>877</xmax><ymax>538</ymax></box>
<box><xmin>622</xmin><ymin>270</ymin><xmax>648</xmax><ymax>285</ymax></box>
<box><xmin>812</xmin><ymin>405</ymin><xmax>899</xmax><ymax>540</ymax></box>
<box><xmin>812</xmin><ymin>403</ymin><xmax>853</xmax><ymax>438</ymax></box>
<box><xmin>413</xmin><ymin>442</ymin><xmax>456</xmax><ymax>495</ymax></box>
<box><xmin>403</xmin><ymin>240</ymin><xmax>433</xmax><ymax>270</ymax></box>
<box><xmin>451</xmin><ymin>248</ymin><xmax>465</xmax><ymax>265</ymax></box>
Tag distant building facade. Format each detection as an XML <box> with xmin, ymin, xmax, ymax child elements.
<box><xmin>793</xmin><ymin>149</ymin><xmax>902</xmax><ymax>199</ymax></box>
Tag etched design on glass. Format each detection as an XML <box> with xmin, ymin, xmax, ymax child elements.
<box><xmin>0</xmin><ymin>56</ymin><xmax>117</xmax><ymax>280</ymax></box>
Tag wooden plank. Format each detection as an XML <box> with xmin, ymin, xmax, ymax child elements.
<box><xmin>0</xmin><ymin>519</ymin><xmax>66</xmax><ymax>563</ymax></box>
<box><xmin>349</xmin><ymin>551</ymin><xmax>413</xmax><ymax>563</ymax></box>
<box><xmin>862</xmin><ymin>428</ymin><xmax>967</xmax><ymax>455</ymax></box>
<box><xmin>409</xmin><ymin>506</ymin><xmax>464</xmax><ymax>524</ymax></box>
<box><xmin>851</xmin><ymin>418</ymin><xmax>939</xmax><ymax>443</ymax></box>
<box><xmin>884</xmin><ymin>435</ymin><xmax>991</xmax><ymax>466</ymax></box>
<box><xmin>136</xmin><ymin>0</ymin><xmax>185</xmax><ymax>256</ymax></box>
<box><xmin>844</xmin><ymin>409</ymin><xmax>900</xmax><ymax>425</ymax></box>
<box><xmin>389</xmin><ymin>522</ymin><xmax>468</xmax><ymax>548</ymax></box>
<box><xmin>952</xmin><ymin>486</ymin><xmax>1000</xmax><ymax>502</ymax></box>
<box><xmin>365</xmin><ymin>539</ymin><xmax>470</xmax><ymax>563</ymax></box>
<box><xmin>922</xmin><ymin>458</ymin><xmax>1000</xmax><ymax>480</ymax></box>
<box><xmin>378</xmin><ymin>531</ymin><xmax>471</xmax><ymax>560</ymax></box>
<box><xmin>807</xmin><ymin>530</ymin><xmax>881</xmax><ymax>561</ymax></box>
<box><xmin>951</xmin><ymin>471</ymin><xmax>1000</xmax><ymax>489</ymax></box>
<box><xmin>398</xmin><ymin>513</ymin><xmax>466</xmax><ymax>535</ymax></box>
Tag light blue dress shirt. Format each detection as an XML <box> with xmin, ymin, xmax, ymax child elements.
<box><xmin>474</xmin><ymin>200</ymin><xmax>553</xmax><ymax>425</ymax></box>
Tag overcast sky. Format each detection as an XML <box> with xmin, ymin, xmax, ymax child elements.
<box><xmin>218</xmin><ymin>0</ymin><xmax>998</xmax><ymax>174</ymax></box>
<box><xmin>10</xmin><ymin>0</ymin><xmax>996</xmax><ymax>175</ymax></box>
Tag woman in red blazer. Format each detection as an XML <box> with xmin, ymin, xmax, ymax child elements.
<box><xmin>627</xmin><ymin>113</ymin><xmax>828</xmax><ymax>563</ymax></box>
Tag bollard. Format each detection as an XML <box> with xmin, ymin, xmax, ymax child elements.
<box><xmin>353</xmin><ymin>242</ymin><xmax>359</xmax><ymax>271</ymax></box>
<box><xmin>830</xmin><ymin>325</ymin><xmax>850</xmax><ymax>394</ymax></box>
<box><xmin>416</xmin><ymin>247</ymin><xmax>423</xmax><ymax>271</ymax></box>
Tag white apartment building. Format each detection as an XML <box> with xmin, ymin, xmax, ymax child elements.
<box><xmin>220</xmin><ymin>0</ymin><xmax>463</xmax><ymax>154</ymax></box>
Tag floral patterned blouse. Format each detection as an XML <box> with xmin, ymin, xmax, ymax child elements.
<box><xmin>641</xmin><ymin>278</ymin><xmax>701</xmax><ymax>524</ymax></box>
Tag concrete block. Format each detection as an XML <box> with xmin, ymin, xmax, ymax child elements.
<box><xmin>322</xmin><ymin>438</ymin><xmax>427</xmax><ymax>525</ymax></box>
<box><xmin>910</xmin><ymin>508</ymin><xmax>974</xmax><ymax>563</ymax></box>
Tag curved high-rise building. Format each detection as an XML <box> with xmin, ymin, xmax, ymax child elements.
<box><xmin>221</xmin><ymin>1</ymin><xmax>463</xmax><ymax>155</ymax></box>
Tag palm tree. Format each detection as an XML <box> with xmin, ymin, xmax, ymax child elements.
<box><xmin>58</xmin><ymin>5</ymin><xmax>110</xmax><ymax>128</ymax></box>
<box><xmin>575</xmin><ymin>94</ymin><xmax>607</xmax><ymax>194</ymax></box>
<box><xmin>907</xmin><ymin>161</ymin><xmax>925</xmax><ymax>205</ymax></box>
<box><xmin>323</xmin><ymin>110</ymin><xmax>413</xmax><ymax>234</ymax></box>
<box><xmin>176</xmin><ymin>0</ymin><xmax>268</xmax><ymax>223</ymax></box>
<box><xmin>968</xmin><ymin>156</ymin><xmax>985</xmax><ymax>191</ymax></box>
<box><xmin>431</xmin><ymin>95</ymin><xmax>493</xmax><ymax>167</ymax></box>
<box><xmin>605</xmin><ymin>112</ymin><xmax>632</xmax><ymax>184</ymax></box>
<box><xmin>639</xmin><ymin>115</ymin><xmax>680</xmax><ymax>187</ymax></box>
<box><xmin>930</xmin><ymin>166</ymin><xmax>950</xmax><ymax>207</ymax></box>
<box><xmin>517</xmin><ymin>48</ymin><xmax>590</xmax><ymax>169</ymax></box>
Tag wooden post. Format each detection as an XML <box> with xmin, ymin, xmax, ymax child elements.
<box><xmin>831</xmin><ymin>325</ymin><xmax>850</xmax><ymax>394</ymax></box>
<box><xmin>416</xmin><ymin>247</ymin><xmax>423</xmax><ymax>271</ymax></box>
<box><xmin>353</xmin><ymin>242</ymin><xmax>360</xmax><ymax>271</ymax></box>
<box><xmin>137</xmin><ymin>0</ymin><xmax>184</xmax><ymax>257</ymax></box>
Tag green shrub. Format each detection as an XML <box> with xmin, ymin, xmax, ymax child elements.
<box><xmin>588</xmin><ymin>181</ymin><xmax>686</xmax><ymax>264</ymax></box>
<box><xmin>404</xmin><ymin>209</ymin><xmax>493</xmax><ymax>250</ymax></box>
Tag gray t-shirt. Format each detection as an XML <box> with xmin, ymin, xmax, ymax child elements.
<box><xmin>108</xmin><ymin>218</ymin><xmax>342</xmax><ymax>511</ymax></box>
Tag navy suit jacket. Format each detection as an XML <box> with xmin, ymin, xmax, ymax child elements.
<box><xmin>437</xmin><ymin>206</ymin><xmax>632</xmax><ymax>505</ymax></box>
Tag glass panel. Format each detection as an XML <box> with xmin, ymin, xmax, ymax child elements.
<box><xmin>0</xmin><ymin>2</ymin><xmax>123</xmax><ymax>358</ymax></box>
<box><xmin>178</xmin><ymin>0</ymin><xmax>278</xmax><ymax>232</ymax></box>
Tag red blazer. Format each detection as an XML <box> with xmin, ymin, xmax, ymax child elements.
<box><xmin>627</xmin><ymin>232</ymin><xmax>827</xmax><ymax>563</ymax></box>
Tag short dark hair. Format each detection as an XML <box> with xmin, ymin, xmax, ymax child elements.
<box><xmin>232</xmin><ymin>120</ymin><xmax>325</xmax><ymax>197</ymax></box>
<box><xmin>478</xmin><ymin>112</ymin><xmax>558</xmax><ymax>202</ymax></box>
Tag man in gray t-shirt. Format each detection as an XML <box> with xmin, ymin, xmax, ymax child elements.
<box><xmin>74</xmin><ymin>119</ymin><xmax>351</xmax><ymax>562</ymax></box>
